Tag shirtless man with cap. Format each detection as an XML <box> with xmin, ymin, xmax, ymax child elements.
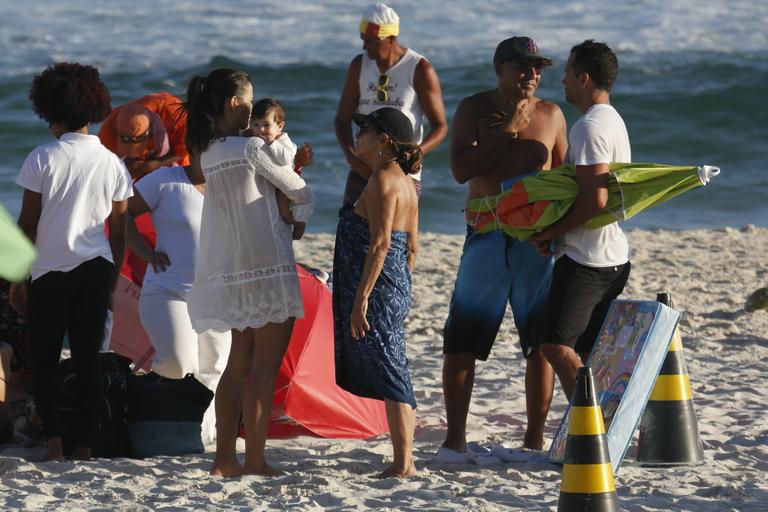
<box><xmin>439</xmin><ymin>37</ymin><xmax>568</xmax><ymax>460</ymax></box>
<box><xmin>98</xmin><ymin>92</ymin><xmax>189</xmax><ymax>179</ymax></box>
<box><xmin>334</xmin><ymin>2</ymin><xmax>447</xmax><ymax>207</ymax></box>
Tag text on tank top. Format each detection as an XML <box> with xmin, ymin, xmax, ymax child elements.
<box><xmin>357</xmin><ymin>48</ymin><xmax>425</xmax><ymax>145</ymax></box>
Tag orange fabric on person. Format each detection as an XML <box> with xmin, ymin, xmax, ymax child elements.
<box><xmin>98</xmin><ymin>92</ymin><xmax>189</xmax><ymax>166</ymax></box>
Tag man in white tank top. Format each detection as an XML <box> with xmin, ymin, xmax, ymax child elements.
<box><xmin>334</xmin><ymin>2</ymin><xmax>448</xmax><ymax>207</ymax></box>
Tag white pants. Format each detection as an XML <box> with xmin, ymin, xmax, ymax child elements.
<box><xmin>138</xmin><ymin>285</ymin><xmax>231</xmax><ymax>445</ymax></box>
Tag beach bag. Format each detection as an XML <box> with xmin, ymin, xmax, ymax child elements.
<box><xmin>126</xmin><ymin>372</ymin><xmax>213</xmax><ymax>458</ymax></box>
<box><xmin>58</xmin><ymin>352</ymin><xmax>132</xmax><ymax>458</ymax></box>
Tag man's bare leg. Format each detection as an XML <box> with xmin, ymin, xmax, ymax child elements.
<box><xmin>378</xmin><ymin>400</ymin><xmax>416</xmax><ymax>478</ymax></box>
<box><xmin>441</xmin><ymin>352</ymin><xmax>476</xmax><ymax>452</ymax></box>
<box><xmin>210</xmin><ymin>329</ymin><xmax>253</xmax><ymax>477</ymax></box>
<box><xmin>540</xmin><ymin>343</ymin><xmax>583</xmax><ymax>402</ymax></box>
<box><xmin>242</xmin><ymin>319</ymin><xmax>293</xmax><ymax>476</ymax></box>
<box><xmin>524</xmin><ymin>346</ymin><xmax>554</xmax><ymax>450</ymax></box>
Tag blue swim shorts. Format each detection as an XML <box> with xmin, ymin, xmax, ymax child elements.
<box><xmin>443</xmin><ymin>228</ymin><xmax>554</xmax><ymax>360</ymax></box>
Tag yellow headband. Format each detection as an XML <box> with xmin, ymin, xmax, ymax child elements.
<box><xmin>359</xmin><ymin>19</ymin><xmax>399</xmax><ymax>39</ymax></box>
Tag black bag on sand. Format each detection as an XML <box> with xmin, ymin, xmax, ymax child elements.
<box><xmin>126</xmin><ymin>372</ymin><xmax>213</xmax><ymax>458</ymax></box>
<box><xmin>58</xmin><ymin>352</ymin><xmax>132</xmax><ymax>458</ymax></box>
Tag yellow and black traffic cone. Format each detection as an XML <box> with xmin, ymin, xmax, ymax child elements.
<box><xmin>558</xmin><ymin>366</ymin><xmax>618</xmax><ymax>512</ymax></box>
<box><xmin>637</xmin><ymin>293</ymin><xmax>704</xmax><ymax>465</ymax></box>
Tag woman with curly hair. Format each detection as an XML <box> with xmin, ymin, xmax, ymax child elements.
<box><xmin>183</xmin><ymin>68</ymin><xmax>314</xmax><ymax>476</ymax></box>
<box><xmin>10</xmin><ymin>62</ymin><xmax>132</xmax><ymax>461</ymax></box>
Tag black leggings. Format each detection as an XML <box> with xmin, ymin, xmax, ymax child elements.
<box><xmin>28</xmin><ymin>257</ymin><xmax>113</xmax><ymax>447</ymax></box>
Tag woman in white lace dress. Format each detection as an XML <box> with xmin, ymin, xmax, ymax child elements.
<box><xmin>183</xmin><ymin>68</ymin><xmax>314</xmax><ymax>477</ymax></box>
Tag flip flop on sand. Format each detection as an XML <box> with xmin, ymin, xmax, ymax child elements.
<box><xmin>434</xmin><ymin>442</ymin><xmax>502</xmax><ymax>465</ymax></box>
<box><xmin>466</xmin><ymin>442</ymin><xmax>503</xmax><ymax>466</ymax></box>
<box><xmin>434</xmin><ymin>446</ymin><xmax>472</xmax><ymax>464</ymax></box>
<box><xmin>489</xmin><ymin>443</ymin><xmax>547</xmax><ymax>463</ymax></box>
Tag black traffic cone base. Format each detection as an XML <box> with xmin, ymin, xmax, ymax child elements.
<box><xmin>558</xmin><ymin>492</ymin><xmax>618</xmax><ymax>512</ymax></box>
<box><xmin>558</xmin><ymin>367</ymin><xmax>618</xmax><ymax>512</ymax></box>
<box><xmin>637</xmin><ymin>399</ymin><xmax>704</xmax><ymax>466</ymax></box>
<box><xmin>637</xmin><ymin>295</ymin><xmax>705</xmax><ymax>466</ymax></box>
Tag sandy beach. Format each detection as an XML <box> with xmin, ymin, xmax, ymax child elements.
<box><xmin>1</xmin><ymin>226</ymin><xmax>766</xmax><ymax>511</ymax></box>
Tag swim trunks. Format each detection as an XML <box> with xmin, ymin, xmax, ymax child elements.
<box><xmin>443</xmin><ymin>227</ymin><xmax>553</xmax><ymax>360</ymax></box>
<box><xmin>534</xmin><ymin>255</ymin><xmax>631</xmax><ymax>354</ymax></box>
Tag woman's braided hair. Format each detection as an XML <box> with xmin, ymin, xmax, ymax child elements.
<box><xmin>388</xmin><ymin>139</ymin><xmax>422</xmax><ymax>175</ymax></box>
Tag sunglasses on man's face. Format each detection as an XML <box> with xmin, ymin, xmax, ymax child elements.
<box><xmin>376</xmin><ymin>74</ymin><xmax>389</xmax><ymax>103</ymax></box>
<box><xmin>510</xmin><ymin>60</ymin><xmax>545</xmax><ymax>72</ymax></box>
<box><xmin>117</xmin><ymin>130</ymin><xmax>150</xmax><ymax>144</ymax></box>
<box><xmin>357</xmin><ymin>124</ymin><xmax>377</xmax><ymax>136</ymax></box>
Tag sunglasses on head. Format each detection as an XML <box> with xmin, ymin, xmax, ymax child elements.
<box><xmin>376</xmin><ymin>74</ymin><xmax>389</xmax><ymax>103</ymax></box>
<box><xmin>117</xmin><ymin>130</ymin><xmax>150</xmax><ymax>144</ymax></box>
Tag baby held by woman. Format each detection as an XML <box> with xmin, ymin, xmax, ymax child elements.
<box><xmin>245</xmin><ymin>98</ymin><xmax>311</xmax><ymax>239</ymax></box>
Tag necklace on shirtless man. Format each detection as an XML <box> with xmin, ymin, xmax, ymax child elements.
<box><xmin>492</xmin><ymin>90</ymin><xmax>508</xmax><ymax>117</ymax></box>
<box><xmin>492</xmin><ymin>91</ymin><xmax>519</xmax><ymax>138</ymax></box>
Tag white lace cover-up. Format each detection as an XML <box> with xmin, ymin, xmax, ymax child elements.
<box><xmin>187</xmin><ymin>136</ymin><xmax>314</xmax><ymax>333</ymax></box>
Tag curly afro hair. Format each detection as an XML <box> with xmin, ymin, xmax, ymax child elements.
<box><xmin>29</xmin><ymin>62</ymin><xmax>112</xmax><ymax>131</ymax></box>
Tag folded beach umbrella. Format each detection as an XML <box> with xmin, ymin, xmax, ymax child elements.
<box><xmin>465</xmin><ymin>163</ymin><xmax>720</xmax><ymax>240</ymax></box>
<box><xmin>0</xmin><ymin>204</ymin><xmax>36</xmax><ymax>282</ymax></box>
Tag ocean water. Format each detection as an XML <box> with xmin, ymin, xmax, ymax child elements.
<box><xmin>1</xmin><ymin>0</ymin><xmax>766</xmax><ymax>233</ymax></box>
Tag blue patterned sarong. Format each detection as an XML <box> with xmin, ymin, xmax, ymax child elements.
<box><xmin>333</xmin><ymin>209</ymin><xmax>416</xmax><ymax>409</ymax></box>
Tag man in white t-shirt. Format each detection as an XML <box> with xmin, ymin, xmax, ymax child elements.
<box><xmin>529</xmin><ymin>40</ymin><xmax>631</xmax><ymax>400</ymax></box>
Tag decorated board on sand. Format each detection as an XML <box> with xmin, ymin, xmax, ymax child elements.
<box><xmin>547</xmin><ymin>300</ymin><xmax>680</xmax><ymax>474</ymax></box>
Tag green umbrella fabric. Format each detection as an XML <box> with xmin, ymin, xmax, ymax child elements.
<box><xmin>0</xmin><ymin>204</ymin><xmax>36</xmax><ymax>281</ymax></box>
<box><xmin>465</xmin><ymin>163</ymin><xmax>720</xmax><ymax>240</ymax></box>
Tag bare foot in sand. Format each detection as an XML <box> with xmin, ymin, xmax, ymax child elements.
<box><xmin>523</xmin><ymin>432</ymin><xmax>544</xmax><ymax>451</ymax></box>
<box><xmin>46</xmin><ymin>437</ymin><xmax>65</xmax><ymax>462</ymax></box>
<box><xmin>376</xmin><ymin>461</ymin><xmax>417</xmax><ymax>479</ymax></box>
<box><xmin>243</xmin><ymin>462</ymin><xmax>283</xmax><ymax>477</ymax></box>
<box><xmin>210</xmin><ymin>458</ymin><xmax>244</xmax><ymax>477</ymax></box>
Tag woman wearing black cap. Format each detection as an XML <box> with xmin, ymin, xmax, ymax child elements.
<box><xmin>333</xmin><ymin>107</ymin><xmax>421</xmax><ymax>478</ymax></box>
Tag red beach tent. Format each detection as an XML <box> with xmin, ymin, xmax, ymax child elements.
<box><xmin>265</xmin><ymin>267</ymin><xmax>388</xmax><ymax>438</ymax></box>
<box><xmin>111</xmin><ymin>216</ymin><xmax>388</xmax><ymax>439</ymax></box>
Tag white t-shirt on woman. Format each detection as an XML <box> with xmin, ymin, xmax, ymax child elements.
<box><xmin>16</xmin><ymin>132</ymin><xmax>133</xmax><ymax>280</ymax></box>
<box><xmin>134</xmin><ymin>166</ymin><xmax>204</xmax><ymax>293</ymax></box>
